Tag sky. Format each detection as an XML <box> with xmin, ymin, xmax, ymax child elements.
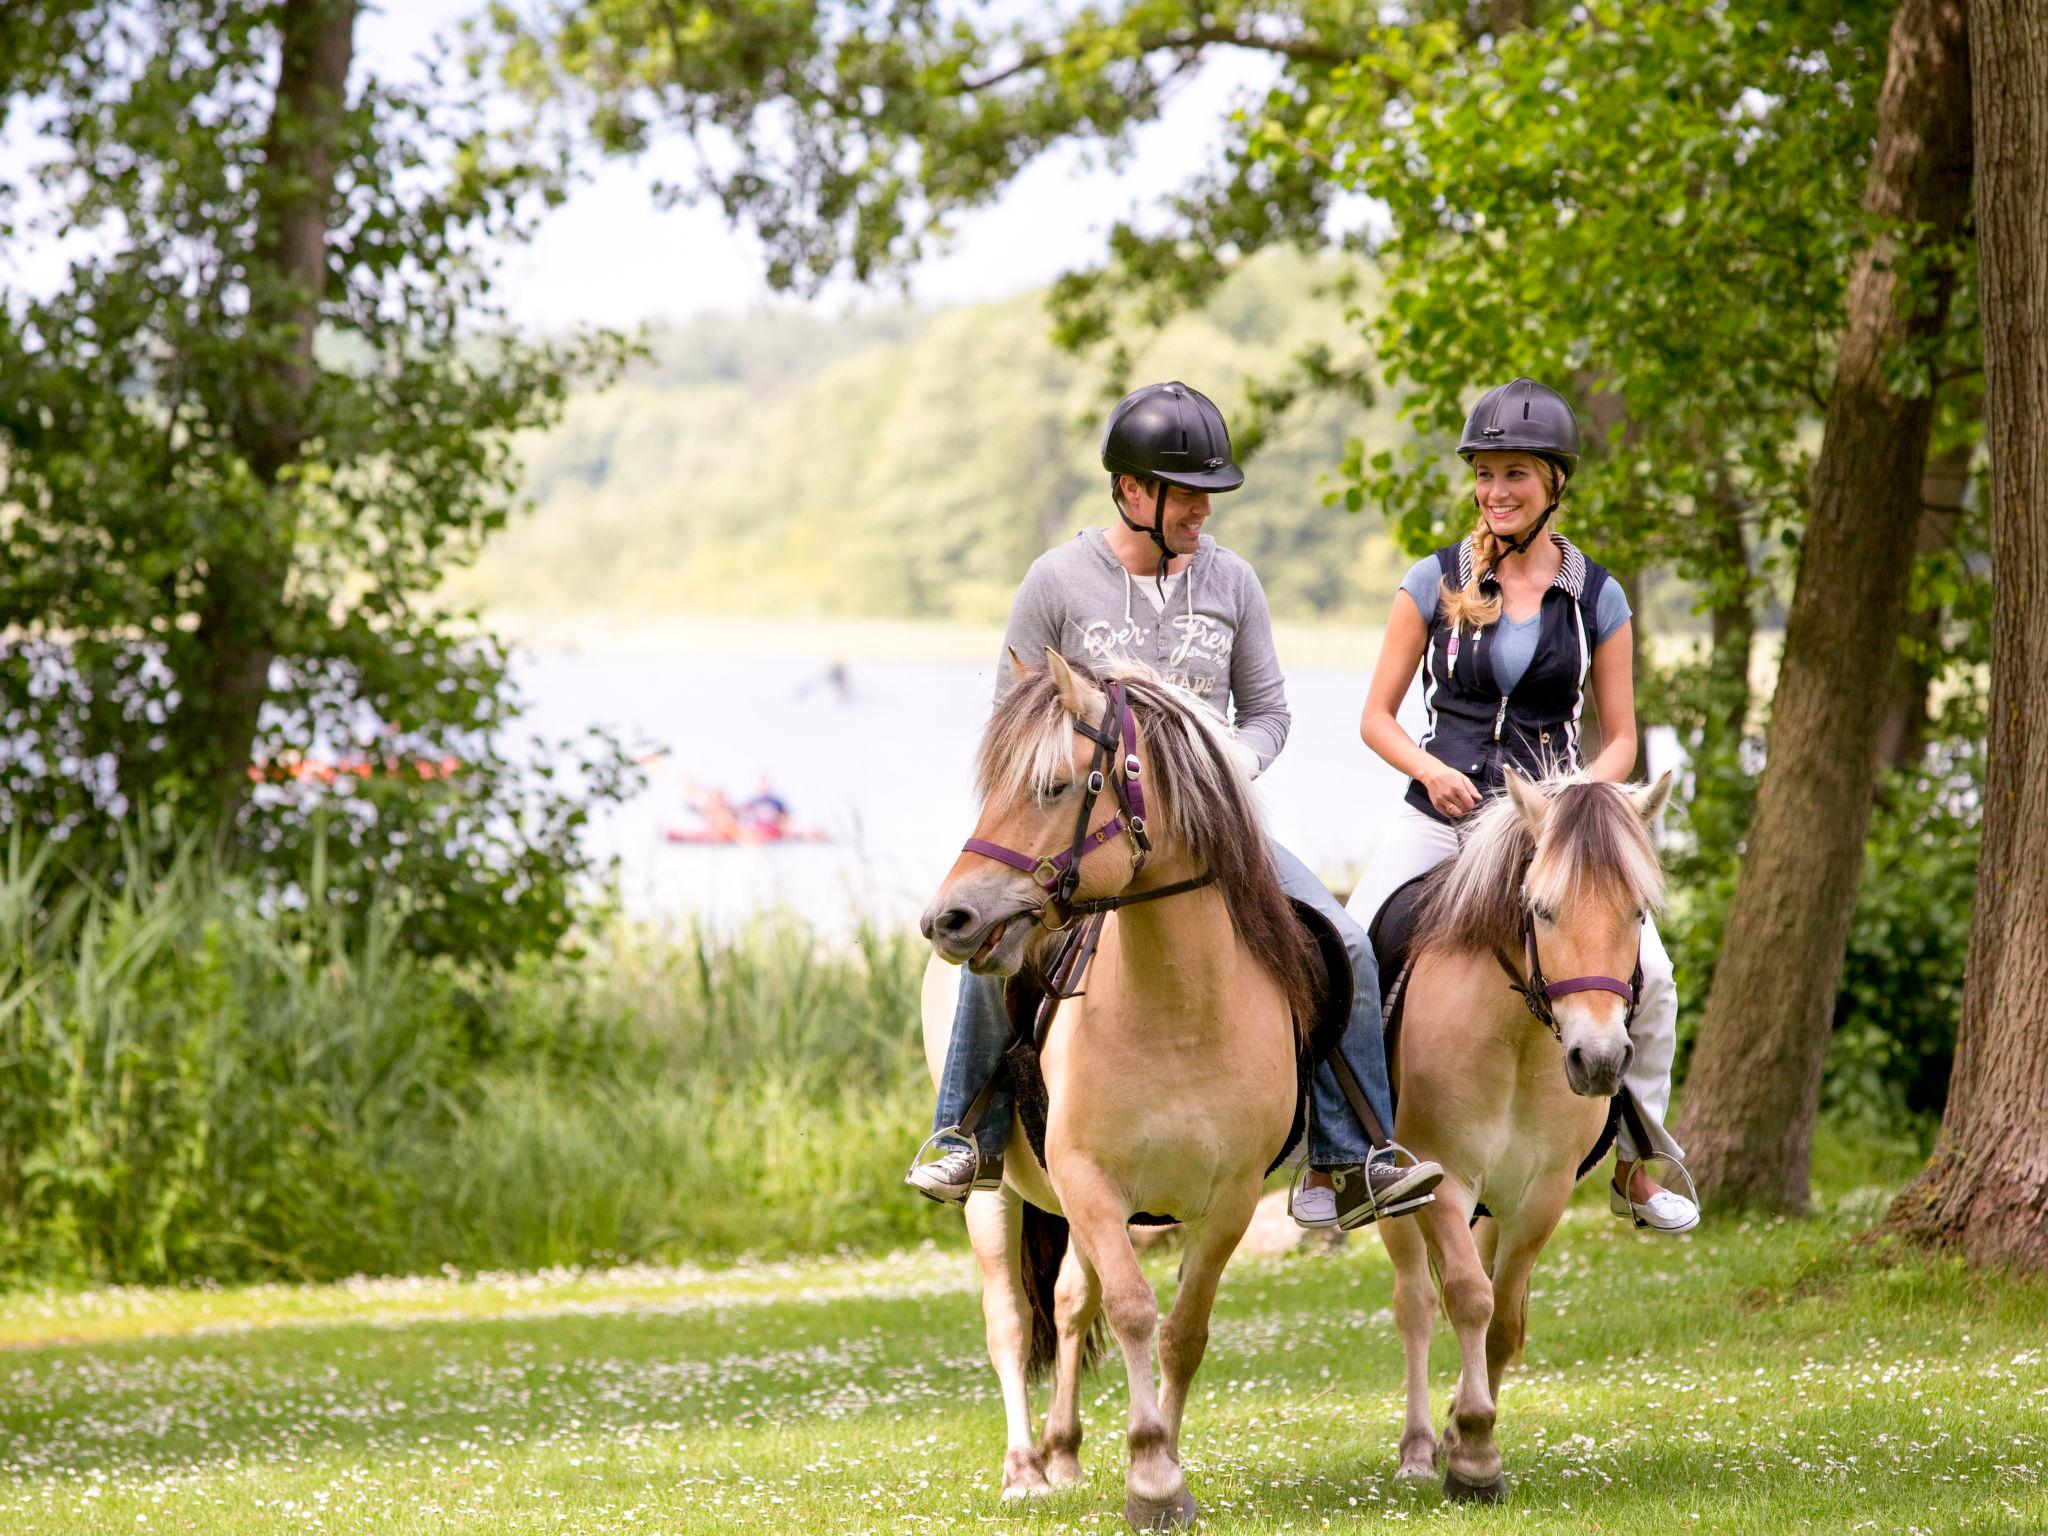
<box><xmin>356</xmin><ymin>0</ymin><xmax>1283</xmax><ymax>333</ymax></box>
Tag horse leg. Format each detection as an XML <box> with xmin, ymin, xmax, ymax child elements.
<box><xmin>1039</xmin><ymin>1238</ymin><xmax>1100</xmax><ymax>1487</ymax></box>
<box><xmin>1156</xmin><ymin>1182</ymin><xmax>1258</xmax><ymax>1458</ymax></box>
<box><xmin>965</xmin><ymin>1186</ymin><xmax>1052</xmax><ymax>1498</ymax></box>
<box><xmin>1060</xmin><ymin>1171</ymin><xmax>1193</xmax><ymax>1531</ymax></box>
<box><xmin>1378</xmin><ymin>1207</ymin><xmax>1439</xmax><ymax>1481</ymax></box>
<box><xmin>1483</xmin><ymin>1177</ymin><xmax>1573</xmax><ymax>1402</ymax></box>
<box><xmin>1419</xmin><ymin>1181</ymin><xmax>1506</xmax><ymax>1503</ymax></box>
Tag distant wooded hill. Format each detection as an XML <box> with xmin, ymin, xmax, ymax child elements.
<box><xmin>456</xmin><ymin>254</ymin><xmax>1414</xmax><ymax>625</ymax></box>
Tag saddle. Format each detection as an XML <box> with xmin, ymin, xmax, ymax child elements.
<box><xmin>992</xmin><ymin>900</ymin><xmax>1360</xmax><ymax>1186</ymax></box>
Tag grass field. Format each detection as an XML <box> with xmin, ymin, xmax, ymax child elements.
<box><xmin>2</xmin><ymin>1150</ymin><xmax>2043</xmax><ymax>1535</ymax></box>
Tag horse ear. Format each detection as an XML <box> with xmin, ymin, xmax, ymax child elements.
<box><xmin>1504</xmin><ymin>766</ymin><xmax>1547</xmax><ymax>833</ymax></box>
<box><xmin>1631</xmin><ymin>769</ymin><xmax>1675</xmax><ymax>826</ymax></box>
<box><xmin>1042</xmin><ymin>649</ymin><xmax>1100</xmax><ymax>718</ymax></box>
<box><xmin>1005</xmin><ymin>647</ymin><xmax>1030</xmax><ymax>682</ymax></box>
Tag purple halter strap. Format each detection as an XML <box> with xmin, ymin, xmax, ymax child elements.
<box><xmin>960</xmin><ymin>679</ymin><xmax>1153</xmax><ymax>916</ymax></box>
<box><xmin>1500</xmin><ymin>909</ymin><xmax>1641</xmax><ymax>1042</ymax></box>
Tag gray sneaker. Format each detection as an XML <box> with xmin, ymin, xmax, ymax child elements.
<box><xmin>1327</xmin><ymin>1154</ymin><xmax>1442</xmax><ymax>1231</ymax></box>
<box><xmin>905</xmin><ymin>1142</ymin><xmax>1003</xmax><ymax>1204</ymax></box>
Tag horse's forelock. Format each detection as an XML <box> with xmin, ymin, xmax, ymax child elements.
<box><xmin>1524</xmin><ymin>781</ymin><xmax>1666</xmax><ymax>917</ymax></box>
<box><xmin>975</xmin><ymin>668</ymin><xmax>1084</xmax><ymax>806</ymax></box>
<box><xmin>1417</xmin><ymin>772</ymin><xmax>1666</xmax><ymax>955</ymax></box>
<box><xmin>974</xmin><ymin>657</ymin><xmax>1317</xmax><ymax>1033</ymax></box>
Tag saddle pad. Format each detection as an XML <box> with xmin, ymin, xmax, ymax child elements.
<box><xmin>1367</xmin><ymin>872</ymin><xmax>1432</xmax><ymax>995</ymax></box>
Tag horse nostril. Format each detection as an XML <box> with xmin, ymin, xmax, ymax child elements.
<box><xmin>1566</xmin><ymin>1045</ymin><xmax>1587</xmax><ymax>1080</ymax></box>
<box><xmin>937</xmin><ymin>907</ymin><xmax>976</xmax><ymax>935</ymax></box>
<box><xmin>1621</xmin><ymin>1041</ymin><xmax>1636</xmax><ymax>1077</ymax></box>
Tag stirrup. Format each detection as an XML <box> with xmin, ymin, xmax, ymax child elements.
<box><xmin>908</xmin><ymin>1124</ymin><xmax>1002</xmax><ymax>1190</ymax></box>
<box><xmin>1363</xmin><ymin>1139</ymin><xmax>1435</xmax><ymax>1223</ymax></box>
<box><xmin>1285</xmin><ymin>1158</ymin><xmax>1329</xmax><ymax>1227</ymax></box>
<box><xmin>1613</xmin><ymin>1151</ymin><xmax>1701</xmax><ymax>1230</ymax></box>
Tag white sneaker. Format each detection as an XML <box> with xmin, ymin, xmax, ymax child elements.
<box><xmin>1290</xmin><ymin>1183</ymin><xmax>1337</xmax><ymax>1229</ymax></box>
<box><xmin>1610</xmin><ymin>1182</ymin><xmax>1700</xmax><ymax>1234</ymax></box>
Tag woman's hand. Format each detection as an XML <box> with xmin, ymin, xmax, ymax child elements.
<box><xmin>1420</xmin><ymin>760</ymin><xmax>1482</xmax><ymax>819</ymax></box>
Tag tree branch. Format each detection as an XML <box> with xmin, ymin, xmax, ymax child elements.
<box><xmin>958</xmin><ymin>26</ymin><xmax>1357</xmax><ymax>94</ymax></box>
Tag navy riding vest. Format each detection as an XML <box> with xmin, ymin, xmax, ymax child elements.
<box><xmin>1405</xmin><ymin>535</ymin><xmax>1616</xmax><ymax>825</ymax></box>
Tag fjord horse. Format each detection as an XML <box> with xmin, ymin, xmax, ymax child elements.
<box><xmin>919</xmin><ymin>651</ymin><xmax>1315</xmax><ymax>1530</ymax></box>
<box><xmin>1379</xmin><ymin>765</ymin><xmax>1673</xmax><ymax>1501</ymax></box>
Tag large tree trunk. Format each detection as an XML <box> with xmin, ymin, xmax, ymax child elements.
<box><xmin>1881</xmin><ymin>0</ymin><xmax>2048</xmax><ymax>1270</ymax></box>
<box><xmin>193</xmin><ymin>0</ymin><xmax>358</xmax><ymax>817</ymax></box>
<box><xmin>1674</xmin><ymin>0</ymin><xmax>1973</xmax><ymax>1211</ymax></box>
<box><xmin>1873</xmin><ymin>438</ymin><xmax>1972</xmax><ymax>775</ymax></box>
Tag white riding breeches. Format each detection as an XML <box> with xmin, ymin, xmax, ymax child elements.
<box><xmin>1346</xmin><ymin>803</ymin><xmax>1685</xmax><ymax>1163</ymax></box>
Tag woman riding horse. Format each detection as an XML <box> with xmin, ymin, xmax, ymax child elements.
<box><xmin>1342</xmin><ymin>377</ymin><xmax>1698</xmax><ymax>1233</ymax></box>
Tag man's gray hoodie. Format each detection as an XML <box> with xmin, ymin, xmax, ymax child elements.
<box><xmin>996</xmin><ymin>527</ymin><xmax>1291</xmax><ymax>772</ymax></box>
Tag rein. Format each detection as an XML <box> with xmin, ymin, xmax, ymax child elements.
<box><xmin>962</xmin><ymin>678</ymin><xmax>1216</xmax><ymax>929</ymax></box>
<box><xmin>1493</xmin><ymin>904</ymin><xmax>1642</xmax><ymax>1044</ymax></box>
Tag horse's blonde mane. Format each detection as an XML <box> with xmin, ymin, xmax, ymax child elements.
<box><xmin>977</xmin><ymin>656</ymin><xmax>1317</xmax><ymax>1030</ymax></box>
<box><xmin>1414</xmin><ymin>771</ymin><xmax>1665</xmax><ymax>956</ymax></box>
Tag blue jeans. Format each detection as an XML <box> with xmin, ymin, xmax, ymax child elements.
<box><xmin>929</xmin><ymin>837</ymin><xmax>1394</xmax><ymax>1166</ymax></box>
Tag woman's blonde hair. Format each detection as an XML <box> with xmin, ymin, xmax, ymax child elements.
<box><xmin>1437</xmin><ymin>457</ymin><xmax>1565</xmax><ymax>633</ymax></box>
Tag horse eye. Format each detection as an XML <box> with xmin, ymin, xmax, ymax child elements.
<box><xmin>1530</xmin><ymin>901</ymin><xmax>1555</xmax><ymax>924</ymax></box>
<box><xmin>1044</xmin><ymin>779</ymin><xmax>1072</xmax><ymax>801</ymax></box>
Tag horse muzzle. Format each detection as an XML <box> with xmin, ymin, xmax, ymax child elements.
<box><xmin>1562</xmin><ymin>1035</ymin><xmax>1633</xmax><ymax>1099</ymax></box>
<box><xmin>921</xmin><ymin>889</ymin><xmax>1039</xmax><ymax>975</ymax></box>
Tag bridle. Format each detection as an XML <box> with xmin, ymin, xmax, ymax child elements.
<box><xmin>1494</xmin><ymin>889</ymin><xmax>1643</xmax><ymax>1045</ymax></box>
<box><xmin>961</xmin><ymin>678</ymin><xmax>1215</xmax><ymax>930</ymax></box>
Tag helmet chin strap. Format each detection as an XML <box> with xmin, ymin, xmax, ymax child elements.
<box><xmin>1115</xmin><ymin>478</ymin><xmax>1175</xmax><ymax>596</ymax></box>
<box><xmin>1495</xmin><ymin>501</ymin><xmax>1557</xmax><ymax>559</ymax></box>
<box><xmin>1479</xmin><ymin>464</ymin><xmax>1564</xmax><ymax>575</ymax></box>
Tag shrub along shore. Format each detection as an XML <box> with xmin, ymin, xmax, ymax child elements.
<box><xmin>0</xmin><ymin>827</ymin><xmax>1955</xmax><ymax>1288</ymax></box>
<box><xmin>0</xmin><ymin>835</ymin><xmax>931</xmax><ymax>1285</ymax></box>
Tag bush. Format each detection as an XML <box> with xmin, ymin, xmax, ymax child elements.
<box><xmin>1662</xmin><ymin>738</ymin><xmax>1980</xmax><ymax>1126</ymax></box>
<box><xmin>0</xmin><ymin>832</ymin><xmax>936</xmax><ymax>1284</ymax></box>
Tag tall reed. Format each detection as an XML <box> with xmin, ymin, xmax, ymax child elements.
<box><xmin>0</xmin><ymin>829</ymin><xmax>938</xmax><ymax>1283</ymax></box>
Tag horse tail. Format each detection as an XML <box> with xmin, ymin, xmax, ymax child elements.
<box><xmin>1019</xmin><ymin>1203</ymin><xmax>1105</xmax><ymax>1381</ymax></box>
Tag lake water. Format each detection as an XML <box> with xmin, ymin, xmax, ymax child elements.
<box><xmin>514</xmin><ymin>642</ymin><xmax>1428</xmax><ymax>935</ymax></box>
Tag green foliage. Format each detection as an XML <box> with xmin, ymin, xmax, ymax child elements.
<box><xmin>452</xmin><ymin>252</ymin><xmax>1412</xmax><ymax>624</ymax></box>
<box><xmin>0</xmin><ymin>2</ymin><xmax>636</xmax><ymax>961</ymax></box>
<box><xmin>1662</xmin><ymin>733</ymin><xmax>1983</xmax><ymax>1127</ymax></box>
<box><xmin>1826</xmin><ymin>746</ymin><xmax>1981</xmax><ymax>1124</ymax></box>
<box><xmin>0</xmin><ymin>830</ymin><xmax>933</xmax><ymax>1284</ymax></box>
<box><xmin>488</xmin><ymin>0</ymin><xmax>1387</xmax><ymax>294</ymax></box>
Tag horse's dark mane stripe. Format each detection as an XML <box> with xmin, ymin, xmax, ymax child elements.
<box><xmin>980</xmin><ymin>658</ymin><xmax>1318</xmax><ymax>1035</ymax></box>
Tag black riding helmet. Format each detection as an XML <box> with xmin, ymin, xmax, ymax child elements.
<box><xmin>1457</xmin><ymin>378</ymin><xmax>1580</xmax><ymax>559</ymax></box>
<box><xmin>1101</xmin><ymin>381</ymin><xmax>1244</xmax><ymax>590</ymax></box>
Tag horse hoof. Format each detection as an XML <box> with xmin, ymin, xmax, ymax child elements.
<box><xmin>1394</xmin><ymin>1461</ymin><xmax>1435</xmax><ymax>1485</ymax></box>
<box><xmin>1125</xmin><ymin>1486</ymin><xmax>1199</xmax><ymax>1530</ymax></box>
<box><xmin>1442</xmin><ymin>1466</ymin><xmax>1507</xmax><ymax>1504</ymax></box>
<box><xmin>1002</xmin><ymin>1447</ymin><xmax>1053</xmax><ymax>1499</ymax></box>
<box><xmin>1042</xmin><ymin>1449</ymin><xmax>1085</xmax><ymax>1488</ymax></box>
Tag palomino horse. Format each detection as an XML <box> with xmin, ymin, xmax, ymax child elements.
<box><xmin>1378</xmin><ymin>765</ymin><xmax>1673</xmax><ymax>1501</ymax></box>
<box><xmin>919</xmin><ymin>650</ymin><xmax>1315</xmax><ymax>1530</ymax></box>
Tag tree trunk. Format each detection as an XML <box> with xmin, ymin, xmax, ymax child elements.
<box><xmin>1873</xmin><ymin>438</ymin><xmax>1972</xmax><ymax>775</ymax></box>
<box><xmin>1675</xmin><ymin>0</ymin><xmax>1973</xmax><ymax>1211</ymax></box>
<box><xmin>1881</xmin><ymin>0</ymin><xmax>2048</xmax><ymax>1270</ymax></box>
<box><xmin>193</xmin><ymin>0</ymin><xmax>358</xmax><ymax>817</ymax></box>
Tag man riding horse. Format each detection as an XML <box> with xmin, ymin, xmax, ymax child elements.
<box><xmin>908</xmin><ymin>381</ymin><xmax>1441</xmax><ymax>1232</ymax></box>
